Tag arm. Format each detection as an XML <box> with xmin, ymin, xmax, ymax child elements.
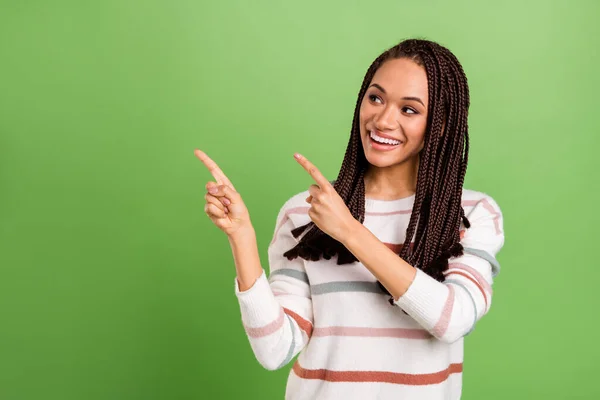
<box><xmin>233</xmin><ymin>201</ymin><xmax>313</xmax><ymax>370</ymax></box>
<box><xmin>195</xmin><ymin>150</ymin><xmax>313</xmax><ymax>370</ymax></box>
<box><xmin>289</xmin><ymin>153</ymin><xmax>504</xmax><ymax>344</ymax></box>
<box><xmin>228</xmin><ymin>226</ymin><xmax>263</xmax><ymax>292</ymax></box>
<box><xmin>342</xmin><ymin>196</ymin><xmax>504</xmax><ymax>343</ymax></box>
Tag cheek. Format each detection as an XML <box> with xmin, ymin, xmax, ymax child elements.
<box><xmin>406</xmin><ymin>119</ymin><xmax>427</xmax><ymax>150</ymax></box>
<box><xmin>358</xmin><ymin>99</ymin><xmax>374</xmax><ymax>125</ymax></box>
<box><xmin>409</xmin><ymin>118</ymin><xmax>427</xmax><ymax>137</ymax></box>
<box><xmin>358</xmin><ymin>104</ymin><xmax>367</xmax><ymax>126</ymax></box>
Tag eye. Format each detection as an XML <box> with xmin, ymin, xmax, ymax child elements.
<box><xmin>368</xmin><ymin>94</ymin><xmax>383</xmax><ymax>104</ymax></box>
<box><xmin>402</xmin><ymin>106</ymin><xmax>418</xmax><ymax>115</ymax></box>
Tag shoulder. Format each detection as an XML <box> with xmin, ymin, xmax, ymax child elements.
<box><xmin>276</xmin><ymin>179</ymin><xmax>337</xmax><ymax>221</ymax></box>
<box><xmin>277</xmin><ymin>177</ymin><xmax>334</xmax><ymax>210</ymax></box>
<box><xmin>460</xmin><ymin>188</ymin><xmax>505</xmax><ymax>265</ymax></box>
<box><xmin>280</xmin><ymin>189</ymin><xmax>311</xmax><ymax>210</ymax></box>
<box><xmin>272</xmin><ymin>189</ymin><xmax>312</xmax><ymax>228</ymax></box>
<box><xmin>461</xmin><ymin>188</ymin><xmax>503</xmax><ymax>222</ymax></box>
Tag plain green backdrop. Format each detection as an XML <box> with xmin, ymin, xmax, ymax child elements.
<box><xmin>1</xmin><ymin>0</ymin><xmax>599</xmax><ymax>399</ymax></box>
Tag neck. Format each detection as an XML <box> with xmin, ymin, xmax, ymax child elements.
<box><xmin>364</xmin><ymin>156</ymin><xmax>419</xmax><ymax>200</ymax></box>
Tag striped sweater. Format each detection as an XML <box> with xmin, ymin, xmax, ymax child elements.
<box><xmin>234</xmin><ymin>188</ymin><xmax>504</xmax><ymax>399</ymax></box>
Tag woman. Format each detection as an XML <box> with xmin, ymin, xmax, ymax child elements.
<box><xmin>197</xmin><ymin>38</ymin><xmax>504</xmax><ymax>400</ymax></box>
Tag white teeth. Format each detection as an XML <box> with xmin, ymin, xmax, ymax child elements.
<box><xmin>369</xmin><ymin>131</ymin><xmax>401</xmax><ymax>145</ymax></box>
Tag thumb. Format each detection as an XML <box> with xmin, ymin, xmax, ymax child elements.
<box><xmin>208</xmin><ymin>184</ymin><xmax>243</xmax><ymax>205</ymax></box>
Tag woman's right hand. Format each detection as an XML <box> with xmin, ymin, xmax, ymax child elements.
<box><xmin>195</xmin><ymin>149</ymin><xmax>252</xmax><ymax>237</ymax></box>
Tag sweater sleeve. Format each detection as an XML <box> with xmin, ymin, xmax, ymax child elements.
<box><xmin>234</xmin><ymin>199</ymin><xmax>313</xmax><ymax>370</ymax></box>
<box><xmin>393</xmin><ymin>194</ymin><xmax>505</xmax><ymax>343</ymax></box>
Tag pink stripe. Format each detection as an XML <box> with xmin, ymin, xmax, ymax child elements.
<box><xmin>313</xmin><ymin>326</ymin><xmax>431</xmax><ymax>339</ymax></box>
<box><xmin>370</xmin><ymin>199</ymin><xmax>493</xmax><ymax>218</ymax></box>
<box><xmin>446</xmin><ymin>270</ymin><xmax>488</xmax><ymax>310</ymax></box>
<box><xmin>366</xmin><ymin>209</ymin><xmax>413</xmax><ymax>217</ymax></box>
<box><xmin>271</xmin><ymin>197</ymin><xmax>500</xmax><ymax>245</ymax></box>
<box><xmin>244</xmin><ymin>308</ymin><xmax>285</xmax><ymax>338</ymax></box>
<box><xmin>432</xmin><ymin>285</ymin><xmax>455</xmax><ymax>338</ymax></box>
<box><xmin>446</xmin><ymin>263</ymin><xmax>492</xmax><ymax>295</ymax></box>
<box><xmin>372</xmin><ymin>198</ymin><xmax>489</xmax><ymax>217</ymax></box>
<box><xmin>271</xmin><ymin>206</ymin><xmax>415</xmax><ymax>243</ymax></box>
<box><xmin>462</xmin><ymin>198</ymin><xmax>501</xmax><ymax>235</ymax></box>
<box><xmin>271</xmin><ymin>207</ymin><xmax>310</xmax><ymax>244</ymax></box>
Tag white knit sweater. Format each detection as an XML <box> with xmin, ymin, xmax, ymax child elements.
<box><xmin>234</xmin><ymin>188</ymin><xmax>504</xmax><ymax>400</ymax></box>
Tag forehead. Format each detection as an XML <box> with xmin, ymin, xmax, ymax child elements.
<box><xmin>371</xmin><ymin>58</ymin><xmax>428</xmax><ymax>100</ymax></box>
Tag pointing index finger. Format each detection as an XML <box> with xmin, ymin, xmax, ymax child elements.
<box><xmin>294</xmin><ymin>153</ymin><xmax>331</xmax><ymax>189</ymax></box>
<box><xmin>195</xmin><ymin>149</ymin><xmax>236</xmax><ymax>190</ymax></box>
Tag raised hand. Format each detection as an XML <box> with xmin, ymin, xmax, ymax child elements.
<box><xmin>293</xmin><ymin>153</ymin><xmax>357</xmax><ymax>242</ymax></box>
<box><xmin>195</xmin><ymin>149</ymin><xmax>252</xmax><ymax>237</ymax></box>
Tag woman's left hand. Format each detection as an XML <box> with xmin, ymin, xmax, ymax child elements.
<box><xmin>294</xmin><ymin>153</ymin><xmax>357</xmax><ymax>243</ymax></box>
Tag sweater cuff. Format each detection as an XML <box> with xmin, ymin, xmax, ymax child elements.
<box><xmin>392</xmin><ymin>268</ymin><xmax>444</xmax><ymax>327</ymax></box>
<box><xmin>234</xmin><ymin>269</ymin><xmax>281</xmax><ymax>327</ymax></box>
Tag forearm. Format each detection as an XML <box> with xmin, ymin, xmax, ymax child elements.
<box><xmin>228</xmin><ymin>226</ymin><xmax>264</xmax><ymax>291</ymax></box>
<box><xmin>341</xmin><ymin>220</ymin><xmax>492</xmax><ymax>343</ymax></box>
<box><xmin>231</xmin><ymin>215</ymin><xmax>314</xmax><ymax>370</ymax></box>
<box><xmin>342</xmin><ymin>220</ymin><xmax>417</xmax><ymax>300</ymax></box>
<box><xmin>235</xmin><ymin>270</ymin><xmax>312</xmax><ymax>370</ymax></box>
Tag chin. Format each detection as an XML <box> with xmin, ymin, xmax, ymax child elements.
<box><xmin>367</xmin><ymin>157</ymin><xmax>402</xmax><ymax>168</ymax></box>
<box><xmin>364</xmin><ymin>151</ymin><xmax>404</xmax><ymax>168</ymax></box>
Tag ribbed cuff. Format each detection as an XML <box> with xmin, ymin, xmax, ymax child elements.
<box><xmin>392</xmin><ymin>268</ymin><xmax>443</xmax><ymax>328</ymax></box>
<box><xmin>234</xmin><ymin>269</ymin><xmax>281</xmax><ymax>327</ymax></box>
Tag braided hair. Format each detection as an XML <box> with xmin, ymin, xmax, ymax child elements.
<box><xmin>283</xmin><ymin>39</ymin><xmax>471</xmax><ymax>288</ymax></box>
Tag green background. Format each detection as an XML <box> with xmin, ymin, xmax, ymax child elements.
<box><xmin>1</xmin><ymin>0</ymin><xmax>598</xmax><ymax>399</ymax></box>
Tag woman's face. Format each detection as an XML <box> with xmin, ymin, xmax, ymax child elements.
<box><xmin>359</xmin><ymin>58</ymin><xmax>429</xmax><ymax>169</ymax></box>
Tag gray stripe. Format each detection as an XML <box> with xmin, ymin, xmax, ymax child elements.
<box><xmin>445</xmin><ymin>279</ymin><xmax>478</xmax><ymax>335</ymax></box>
<box><xmin>269</xmin><ymin>269</ymin><xmax>309</xmax><ymax>284</ymax></box>
<box><xmin>463</xmin><ymin>247</ymin><xmax>501</xmax><ymax>277</ymax></box>
<box><xmin>311</xmin><ymin>281</ymin><xmax>384</xmax><ymax>295</ymax></box>
<box><xmin>277</xmin><ymin>315</ymin><xmax>296</xmax><ymax>369</ymax></box>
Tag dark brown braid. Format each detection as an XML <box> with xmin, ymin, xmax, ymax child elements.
<box><xmin>283</xmin><ymin>39</ymin><xmax>472</xmax><ymax>292</ymax></box>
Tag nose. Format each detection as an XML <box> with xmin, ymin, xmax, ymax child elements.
<box><xmin>373</xmin><ymin>105</ymin><xmax>399</xmax><ymax>131</ymax></box>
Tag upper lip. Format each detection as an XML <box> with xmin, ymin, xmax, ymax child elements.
<box><xmin>369</xmin><ymin>130</ymin><xmax>402</xmax><ymax>142</ymax></box>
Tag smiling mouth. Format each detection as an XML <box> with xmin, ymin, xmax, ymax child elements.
<box><xmin>369</xmin><ymin>131</ymin><xmax>402</xmax><ymax>146</ymax></box>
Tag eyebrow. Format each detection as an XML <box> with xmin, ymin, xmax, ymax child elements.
<box><xmin>369</xmin><ymin>83</ymin><xmax>425</xmax><ymax>107</ymax></box>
